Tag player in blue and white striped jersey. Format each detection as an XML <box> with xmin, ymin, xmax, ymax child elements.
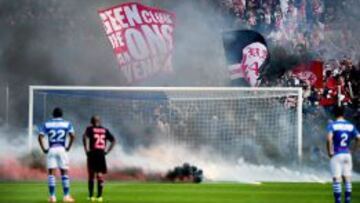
<box><xmin>38</xmin><ymin>107</ymin><xmax>75</xmax><ymax>203</ymax></box>
<box><xmin>327</xmin><ymin>106</ymin><xmax>360</xmax><ymax>203</ymax></box>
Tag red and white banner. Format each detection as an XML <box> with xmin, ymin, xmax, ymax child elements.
<box><xmin>292</xmin><ymin>60</ymin><xmax>323</xmax><ymax>88</ymax></box>
<box><xmin>222</xmin><ymin>30</ymin><xmax>269</xmax><ymax>87</ymax></box>
<box><xmin>228</xmin><ymin>42</ymin><xmax>268</xmax><ymax>86</ymax></box>
<box><xmin>98</xmin><ymin>2</ymin><xmax>176</xmax><ymax>84</ymax></box>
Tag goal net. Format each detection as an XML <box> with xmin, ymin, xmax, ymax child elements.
<box><xmin>29</xmin><ymin>86</ymin><xmax>303</xmax><ymax>162</ymax></box>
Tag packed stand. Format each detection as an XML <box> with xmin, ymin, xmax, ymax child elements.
<box><xmin>218</xmin><ymin>0</ymin><xmax>360</xmax><ymax>59</ymax></box>
<box><xmin>278</xmin><ymin>57</ymin><xmax>360</xmax><ymax>129</ymax></box>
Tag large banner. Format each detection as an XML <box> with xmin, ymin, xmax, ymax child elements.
<box><xmin>98</xmin><ymin>2</ymin><xmax>176</xmax><ymax>84</ymax></box>
<box><xmin>291</xmin><ymin>60</ymin><xmax>323</xmax><ymax>88</ymax></box>
<box><xmin>222</xmin><ymin>30</ymin><xmax>269</xmax><ymax>87</ymax></box>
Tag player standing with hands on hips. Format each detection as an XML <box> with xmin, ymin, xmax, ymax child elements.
<box><xmin>38</xmin><ymin>107</ymin><xmax>76</xmax><ymax>203</ymax></box>
<box><xmin>83</xmin><ymin>116</ymin><xmax>116</xmax><ymax>202</ymax></box>
<box><xmin>327</xmin><ymin>106</ymin><xmax>360</xmax><ymax>203</ymax></box>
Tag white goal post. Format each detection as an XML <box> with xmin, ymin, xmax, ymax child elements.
<box><xmin>28</xmin><ymin>86</ymin><xmax>303</xmax><ymax>161</ymax></box>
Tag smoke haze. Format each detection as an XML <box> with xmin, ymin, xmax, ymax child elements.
<box><xmin>0</xmin><ymin>0</ymin><xmax>229</xmax><ymax>126</ymax></box>
<box><xmin>1</xmin><ymin>0</ymin><xmax>360</xmax><ymax>182</ymax></box>
<box><xmin>3</xmin><ymin>133</ymin><xmax>358</xmax><ymax>182</ymax></box>
<box><xmin>1</xmin><ymin>0</ymin><xmax>359</xmax><ymax>125</ymax></box>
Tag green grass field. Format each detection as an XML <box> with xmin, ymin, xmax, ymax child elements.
<box><xmin>0</xmin><ymin>182</ymin><xmax>359</xmax><ymax>203</ymax></box>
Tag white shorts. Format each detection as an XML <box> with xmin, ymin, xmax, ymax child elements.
<box><xmin>47</xmin><ymin>147</ymin><xmax>69</xmax><ymax>170</ymax></box>
<box><xmin>330</xmin><ymin>153</ymin><xmax>352</xmax><ymax>178</ymax></box>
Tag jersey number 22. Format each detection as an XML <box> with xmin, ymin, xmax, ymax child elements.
<box><xmin>49</xmin><ymin>129</ymin><xmax>66</xmax><ymax>143</ymax></box>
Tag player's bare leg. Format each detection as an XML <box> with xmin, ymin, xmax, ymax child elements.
<box><xmin>48</xmin><ymin>169</ymin><xmax>57</xmax><ymax>203</ymax></box>
<box><xmin>60</xmin><ymin>169</ymin><xmax>75</xmax><ymax>202</ymax></box>
<box><xmin>96</xmin><ymin>173</ymin><xmax>105</xmax><ymax>202</ymax></box>
<box><xmin>343</xmin><ymin>176</ymin><xmax>352</xmax><ymax>203</ymax></box>
<box><xmin>87</xmin><ymin>169</ymin><xmax>96</xmax><ymax>201</ymax></box>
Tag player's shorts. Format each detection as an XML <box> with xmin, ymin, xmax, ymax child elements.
<box><xmin>87</xmin><ymin>151</ymin><xmax>107</xmax><ymax>173</ymax></box>
<box><xmin>47</xmin><ymin>147</ymin><xmax>69</xmax><ymax>170</ymax></box>
<box><xmin>330</xmin><ymin>153</ymin><xmax>352</xmax><ymax>178</ymax></box>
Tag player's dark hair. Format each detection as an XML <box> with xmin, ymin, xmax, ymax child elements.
<box><xmin>333</xmin><ymin>105</ymin><xmax>344</xmax><ymax>118</ymax></box>
<box><xmin>91</xmin><ymin>116</ymin><xmax>96</xmax><ymax>125</ymax></box>
<box><xmin>91</xmin><ymin>116</ymin><xmax>100</xmax><ymax>125</ymax></box>
<box><xmin>52</xmin><ymin>107</ymin><xmax>63</xmax><ymax>118</ymax></box>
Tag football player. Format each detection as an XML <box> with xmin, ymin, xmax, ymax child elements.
<box><xmin>327</xmin><ymin>106</ymin><xmax>360</xmax><ymax>203</ymax></box>
<box><xmin>83</xmin><ymin>116</ymin><xmax>115</xmax><ymax>202</ymax></box>
<box><xmin>38</xmin><ymin>107</ymin><xmax>75</xmax><ymax>203</ymax></box>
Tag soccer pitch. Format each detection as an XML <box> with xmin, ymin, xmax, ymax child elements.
<box><xmin>0</xmin><ymin>182</ymin><xmax>359</xmax><ymax>203</ymax></box>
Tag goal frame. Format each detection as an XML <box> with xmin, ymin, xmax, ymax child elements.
<box><xmin>28</xmin><ymin>86</ymin><xmax>303</xmax><ymax>159</ymax></box>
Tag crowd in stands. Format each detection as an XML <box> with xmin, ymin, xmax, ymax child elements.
<box><xmin>218</xmin><ymin>0</ymin><xmax>359</xmax><ymax>59</ymax></box>
<box><xmin>281</xmin><ymin>57</ymin><xmax>359</xmax><ymax>122</ymax></box>
<box><xmin>219</xmin><ymin>0</ymin><xmax>360</xmax><ymax>127</ymax></box>
<box><xmin>220</xmin><ymin>0</ymin><xmax>323</xmax><ymax>49</ymax></box>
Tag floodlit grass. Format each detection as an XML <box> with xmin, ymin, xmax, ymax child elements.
<box><xmin>0</xmin><ymin>181</ymin><xmax>359</xmax><ymax>203</ymax></box>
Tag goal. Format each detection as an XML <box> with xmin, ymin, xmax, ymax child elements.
<box><xmin>28</xmin><ymin>86</ymin><xmax>303</xmax><ymax>161</ymax></box>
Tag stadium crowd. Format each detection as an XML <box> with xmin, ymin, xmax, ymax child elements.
<box><xmin>278</xmin><ymin>58</ymin><xmax>360</xmax><ymax>109</ymax></box>
<box><xmin>218</xmin><ymin>0</ymin><xmax>359</xmax><ymax>58</ymax></box>
<box><xmin>218</xmin><ymin>1</ymin><xmax>360</xmax><ymax>167</ymax></box>
<box><xmin>218</xmin><ymin>0</ymin><xmax>359</xmax><ymax>124</ymax></box>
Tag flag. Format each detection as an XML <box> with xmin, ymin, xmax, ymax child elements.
<box><xmin>98</xmin><ymin>2</ymin><xmax>176</xmax><ymax>84</ymax></box>
<box><xmin>222</xmin><ymin>30</ymin><xmax>269</xmax><ymax>87</ymax></box>
<box><xmin>291</xmin><ymin>60</ymin><xmax>323</xmax><ymax>88</ymax></box>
